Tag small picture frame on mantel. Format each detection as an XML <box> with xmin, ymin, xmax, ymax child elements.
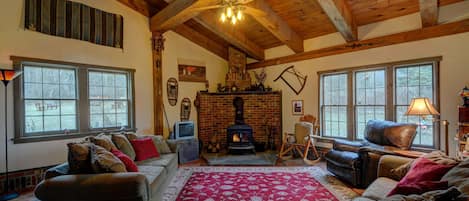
<box><xmin>292</xmin><ymin>100</ymin><xmax>304</xmax><ymax>116</ymax></box>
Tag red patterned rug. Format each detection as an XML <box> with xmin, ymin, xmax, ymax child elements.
<box><xmin>163</xmin><ymin>167</ymin><xmax>358</xmax><ymax>201</ymax></box>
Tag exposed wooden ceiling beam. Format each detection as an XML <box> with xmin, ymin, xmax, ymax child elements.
<box><xmin>116</xmin><ymin>0</ymin><xmax>155</xmax><ymax>16</ymax></box>
<box><xmin>247</xmin><ymin>19</ymin><xmax>469</xmax><ymax>69</ymax></box>
<box><xmin>150</xmin><ymin>0</ymin><xmax>219</xmax><ymax>32</ymax></box>
<box><xmin>317</xmin><ymin>0</ymin><xmax>357</xmax><ymax>42</ymax></box>
<box><xmin>173</xmin><ymin>23</ymin><xmax>229</xmax><ymax>60</ymax></box>
<box><xmin>419</xmin><ymin>0</ymin><xmax>438</xmax><ymax>27</ymax></box>
<box><xmin>194</xmin><ymin>12</ymin><xmax>265</xmax><ymax>60</ymax></box>
<box><xmin>248</xmin><ymin>0</ymin><xmax>304</xmax><ymax>53</ymax></box>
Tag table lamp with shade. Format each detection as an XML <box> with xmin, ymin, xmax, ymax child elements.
<box><xmin>0</xmin><ymin>69</ymin><xmax>22</xmax><ymax>201</ymax></box>
<box><xmin>405</xmin><ymin>97</ymin><xmax>449</xmax><ymax>155</ymax></box>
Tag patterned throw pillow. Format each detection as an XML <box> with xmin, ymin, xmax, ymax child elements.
<box><xmin>90</xmin><ymin>144</ymin><xmax>127</xmax><ymax>173</ymax></box>
<box><xmin>391</xmin><ymin>151</ymin><xmax>460</xmax><ymax>179</ymax></box>
<box><xmin>124</xmin><ymin>132</ymin><xmax>138</xmax><ymax>141</ymax></box>
<box><xmin>151</xmin><ymin>135</ymin><xmax>172</xmax><ymax>154</ymax></box>
<box><xmin>87</xmin><ymin>134</ymin><xmax>117</xmax><ymax>151</ymax></box>
<box><xmin>111</xmin><ymin>134</ymin><xmax>136</xmax><ymax>160</ymax></box>
<box><xmin>67</xmin><ymin>142</ymin><xmax>93</xmax><ymax>174</ymax></box>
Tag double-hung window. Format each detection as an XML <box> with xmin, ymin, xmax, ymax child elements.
<box><xmin>23</xmin><ymin>65</ymin><xmax>78</xmax><ymax>134</ymax></box>
<box><xmin>354</xmin><ymin>69</ymin><xmax>386</xmax><ymax>139</ymax></box>
<box><xmin>320</xmin><ymin>73</ymin><xmax>348</xmax><ymax>138</ymax></box>
<box><xmin>319</xmin><ymin>57</ymin><xmax>440</xmax><ymax>149</ymax></box>
<box><xmin>13</xmin><ymin>57</ymin><xmax>135</xmax><ymax>143</ymax></box>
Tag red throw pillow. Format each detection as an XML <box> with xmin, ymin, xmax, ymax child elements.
<box><xmin>130</xmin><ymin>137</ymin><xmax>160</xmax><ymax>161</ymax></box>
<box><xmin>388</xmin><ymin>157</ymin><xmax>454</xmax><ymax>196</ymax></box>
<box><xmin>389</xmin><ymin>181</ymin><xmax>448</xmax><ymax>195</ymax></box>
<box><xmin>111</xmin><ymin>149</ymin><xmax>139</xmax><ymax>172</ymax></box>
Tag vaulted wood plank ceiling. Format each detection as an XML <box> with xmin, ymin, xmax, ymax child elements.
<box><xmin>116</xmin><ymin>0</ymin><xmax>465</xmax><ymax>61</ymax></box>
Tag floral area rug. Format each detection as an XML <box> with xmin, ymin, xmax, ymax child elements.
<box><xmin>163</xmin><ymin>166</ymin><xmax>358</xmax><ymax>201</ymax></box>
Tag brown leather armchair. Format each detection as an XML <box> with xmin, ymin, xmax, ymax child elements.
<box><xmin>325</xmin><ymin>120</ymin><xmax>417</xmax><ymax>187</ymax></box>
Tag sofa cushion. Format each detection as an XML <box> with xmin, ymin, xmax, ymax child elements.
<box><xmin>90</xmin><ymin>144</ymin><xmax>127</xmax><ymax>173</ymax></box>
<box><xmin>388</xmin><ymin>157</ymin><xmax>454</xmax><ymax>196</ymax></box>
<box><xmin>137</xmin><ymin>153</ymin><xmax>177</xmax><ymax>170</ymax></box>
<box><xmin>391</xmin><ymin>151</ymin><xmax>460</xmax><ymax>179</ymax></box>
<box><xmin>441</xmin><ymin>158</ymin><xmax>469</xmax><ymax>194</ymax></box>
<box><xmin>67</xmin><ymin>142</ymin><xmax>93</xmax><ymax>174</ymax></box>
<box><xmin>111</xmin><ymin>149</ymin><xmax>139</xmax><ymax>172</ymax></box>
<box><xmin>112</xmin><ymin>134</ymin><xmax>136</xmax><ymax>160</ymax></box>
<box><xmin>383</xmin><ymin>187</ymin><xmax>463</xmax><ymax>201</ymax></box>
<box><xmin>137</xmin><ymin>165</ymin><xmax>167</xmax><ymax>197</ymax></box>
<box><xmin>364</xmin><ymin>120</ymin><xmax>417</xmax><ymax>149</ymax></box>
<box><xmin>151</xmin><ymin>136</ymin><xmax>172</xmax><ymax>154</ymax></box>
<box><xmin>87</xmin><ymin>134</ymin><xmax>117</xmax><ymax>151</ymax></box>
<box><xmin>362</xmin><ymin>177</ymin><xmax>398</xmax><ymax>200</ymax></box>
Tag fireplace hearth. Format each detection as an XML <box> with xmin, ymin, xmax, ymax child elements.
<box><xmin>227</xmin><ymin>97</ymin><xmax>255</xmax><ymax>154</ymax></box>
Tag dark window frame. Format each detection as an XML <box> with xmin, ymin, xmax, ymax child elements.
<box><xmin>12</xmin><ymin>56</ymin><xmax>136</xmax><ymax>144</ymax></box>
<box><xmin>318</xmin><ymin>57</ymin><xmax>441</xmax><ymax>149</ymax></box>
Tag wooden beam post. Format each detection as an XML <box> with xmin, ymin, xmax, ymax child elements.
<box><xmin>150</xmin><ymin>0</ymin><xmax>219</xmax><ymax>32</ymax></box>
<box><xmin>194</xmin><ymin>12</ymin><xmax>265</xmax><ymax>60</ymax></box>
<box><xmin>419</xmin><ymin>0</ymin><xmax>438</xmax><ymax>27</ymax></box>
<box><xmin>152</xmin><ymin>32</ymin><xmax>165</xmax><ymax>135</ymax></box>
<box><xmin>248</xmin><ymin>0</ymin><xmax>304</xmax><ymax>53</ymax></box>
<box><xmin>317</xmin><ymin>0</ymin><xmax>357</xmax><ymax>42</ymax></box>
<box><xmin>247</xmin><ymin>19</ymin><xmax>469</xmax><ymax>69</ymax></box>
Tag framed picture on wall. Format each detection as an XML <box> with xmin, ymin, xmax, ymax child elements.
<box><xmin>292</xmin><ymin>100</ymin><xmax>304</xmax><ymax>115</ymax></box>
<box><xmin>178</xmin><ymin>64</ymin><xmax>206</xmax><ymax>82</ymax></box>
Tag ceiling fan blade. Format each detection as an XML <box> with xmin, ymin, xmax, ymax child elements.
<box><xmin>242</xmin><ymin>7</ymin><xmax>267</xmax><ymax>17</ymax></box>
<box><xmin>192</xmin><ymin>5</ymin><xmax>223</xmax><ymax>12</ymax></box>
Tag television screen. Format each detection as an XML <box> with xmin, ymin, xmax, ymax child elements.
<box><xmin>175</xmin><ymin>121</ymin><xmax>194</xmax><ymax>139</ymax></box>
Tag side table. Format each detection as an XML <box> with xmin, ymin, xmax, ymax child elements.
<box><xmin>176</xmin><ymin>138</ymin><xmax>199</xmax><ymax>164</ymax></box>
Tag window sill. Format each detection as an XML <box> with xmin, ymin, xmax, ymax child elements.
<box><xmin>13</xmin><ymin>128</ymin><xmax>136</xmax><ymax>144</ymax></box>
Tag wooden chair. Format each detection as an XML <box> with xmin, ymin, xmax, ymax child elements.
<box><xmin>279</xmin><ymin>115</ymin><xmax>321</xmax><ymax>165</ymax></box>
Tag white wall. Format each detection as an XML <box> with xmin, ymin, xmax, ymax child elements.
<box><xmin>161</xmin><ymin>31</ymin><xmax>228</xmax><ymax>138</ymax></box>
<box><xmin>250</xmin><ymin>2</ymin><xmax>469</xmax><ymax>156</ymax></box>
<box><xmin>0</xmin><ymin>0</ymin><xmax>153</xmax><ymax>172</ymax></box>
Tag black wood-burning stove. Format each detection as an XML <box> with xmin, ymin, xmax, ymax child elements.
<box><xmin>227</xmin><ymin>97</ymin><xmax>255</xmax><ymax>154</ymax></box>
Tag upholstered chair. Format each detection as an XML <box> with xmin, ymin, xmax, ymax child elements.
<box><xmin>325</xmin><ymin>120</ymin><xmax>417</xmax><ymax>187</ymax></box>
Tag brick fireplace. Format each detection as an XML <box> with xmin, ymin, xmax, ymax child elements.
<box><xmin>196</xmin><ymin>91</ymin><xmax>282</xmax><ymax>151</ymax></box>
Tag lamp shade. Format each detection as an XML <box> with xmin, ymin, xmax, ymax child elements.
<box><xmin>0</xmin><ymin>69</ymin><xmax>22</xmax><ymax>86</ymax></box>
<box><xmin>405</xmin><ymin>97</ymin><xmax>440</xmax><ymax>116</ymax></box>
<box><xmin>0</xmin><ymin>69</ymin><xmax>21</xmax><ymax>81</ymax></box>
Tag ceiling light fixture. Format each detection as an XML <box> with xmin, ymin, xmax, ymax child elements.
<box><xmin>220</xmin><ymin>0</ymin><xmax>243</xmax><ymax>25</ymax></box>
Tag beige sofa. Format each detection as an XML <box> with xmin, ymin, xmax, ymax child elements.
<box><xmin>34</xmin><ymin>136</ymin><xmax>179</xmax><ymax>201</ymax></box>
<box><xmin>353</xmin><ymin>155</ymin><xmax>469</xmax><ymax>201</ymax></box>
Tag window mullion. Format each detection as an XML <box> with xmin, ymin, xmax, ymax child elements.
<box><xmin>386</xmin><ymin>66</ymin><xmax>394</xmax><ymax>121</ymax></box>
<box><xmin>78</xmin><ymin>68</ymin><xmax>89</xmax><ymax>133</ymax></box>
<box><xmin>347</xmin><ymin>71</ymin><xmax>354</xmax><ymax>140</ymax></box>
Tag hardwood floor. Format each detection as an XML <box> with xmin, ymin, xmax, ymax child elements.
<box><xmin>12</xmin><ymin>158</ymin><xmax>364</xmax><ymax>201</ymax></box>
